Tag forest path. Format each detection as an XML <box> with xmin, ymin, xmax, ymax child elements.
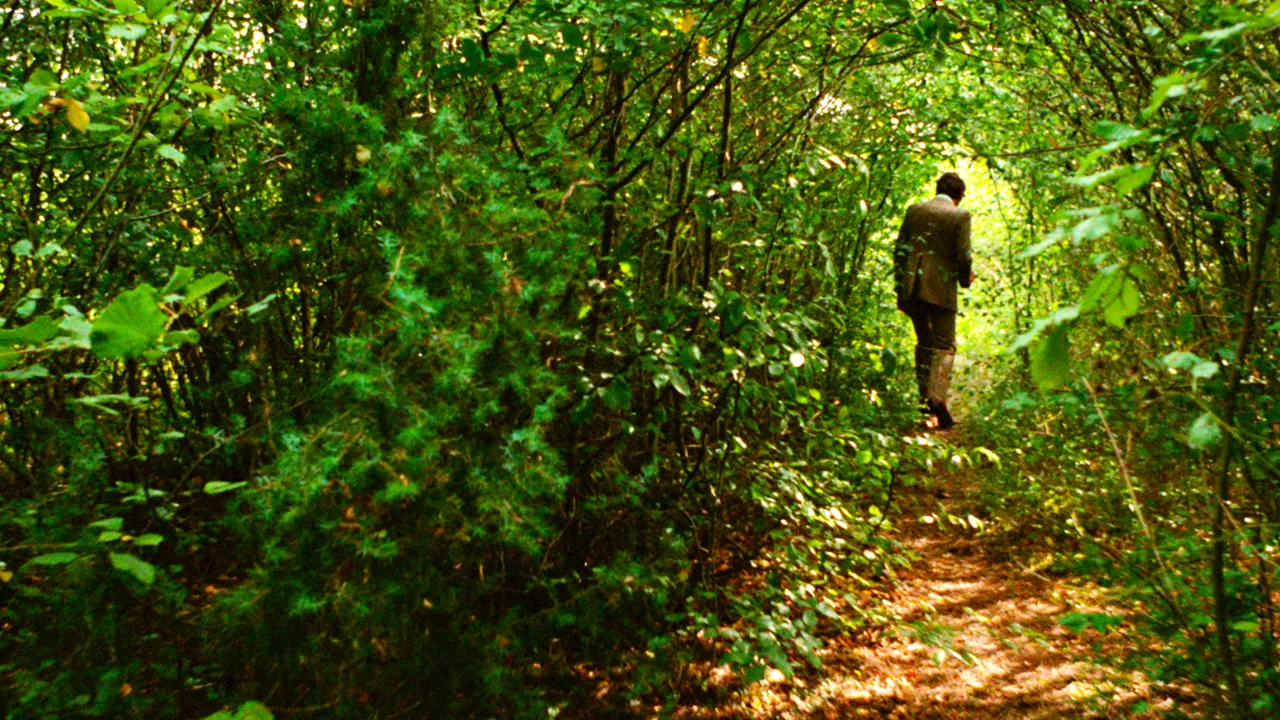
<box><xmin>677</xmin><ymin>425</ymin><xmax>1183</xmax><ymax>720</ymax></box>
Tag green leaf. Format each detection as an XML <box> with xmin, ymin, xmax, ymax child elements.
<box><xmin>670</xmin><ymin>371</ymin><xmax>690</xmax><ymax>397</ymax></box>
<box><xmin>157</xmin><ymin>143</ymin><xmax>186</xmax><ymax>165</ymax></box>
<box><xmin>1102</xmin><ymin>274</ymin><xmax>1141</xmax><ymax>328</ymax></box>
<box><xmin>1161</xmin><ymin>351</ymin><xmax>1201</xmax><ymax>371</ymax></box>
<box><xmin>0</xmin><ymin>364</ymin><xmax>50</xmax><ymax>381</ymax></box>
<box><xmin>1030</xmin><ymin>324</ymin><xmax>1071</xmax><ymax>391</ymax></box>
<box><xmin>184</xmin><ymin>273</ymin><xmax>230</xmax><ymax>304</ymax></box>
<box><xmin>204</xmin><ymin>480</ymin><xmax>248</xmax><ymax>494</ymax></box>
<box><xmin>602</xmin><ymin>376</ymin><xmax>631</xmax><ymax>410</ymax></box>
<box><xmin>1196</xmin><ymin>22</ymin><xmax>1249</xmax><ymax>43</ymax></box>
<box><xmin>1017</xmin><ymin>237</ymin><xmax>1060</xmax><ymax>259</ymax></box>
<box><xmin>109</xmin><ymin>552</ymin><xmax>156</xmax><ymax>585</ymax></box>
<box><xmin>202</xmin><ymin>702</ymin><xmax>275</xmax><ymax>720</ymax></box>
<box><xmin>0</xmin><ymin>315</ymin><xmax>59</xmax><ymax>345</ymax></box>
<box><xmin>60</xmin><ymin>315</ymin><xmax>93</xmax><ymax>349</ymax></box>
<box><xmin>1191</xmin><ymin>360</ymin><xmax>1219</xmax><ymax>381</ymax></box>
<box><xmin>1114</xmin><ymin>164</ymin><xmax>1155</xmax><ymax>195</ymax></box>
<box><xmin>245</xmin><ymin>293</ymin><xmax>276</xmax><ymax>316</ymax></box>
<box><xmin>133</xmin><ymin>534</ymin><xmax>164</xmax><ymax>546</ymax></box>
<box><xmin>29</xmin><ymin>552</ymin><xmax>79</xmax><ymax>566</ymax></box>
<box><xmin>107</xmin><ymin>23</ymin><xmax>147</xmax><ymax>40</ymax></box>
<box><xmin>89</xmin><ymin>517</ymin><xmax>124</xmax><ymax>530</ymax></box>
<box><xmin>1145</xmin><ymin>73</ymin><xmax>1196</xmax><ymax>117</ymax></box>
<box><xmin>91</xmin><ymin>284</ymin><xmax>168</xmax><ymax>359</ymax></box>
<box><xmin>1093</xmin><ymin>121</ymin><xmax>1141</xmax><ymax>142</ymax></box>
<box><xmin>99</xmin><ymin>531</ymin><xmax>123</xmax><ymax>542</ymax></box>
<box><xmin>1188</xmin><ymin>413</ymin><xmax>1221</xmax><ymax>450</ymax></box>
<box><xmin>162</xmin><ymin>266</ymin><xmax>195</xmax><ymax>296</ymax></box>
<box><xmin>1251</xmin><ymin>114</ymin><xmax>1278</xmax><ymax>132</ymax></box>
<box><xmin>1059</xmin><ymin>612</ymin><xmax>1123</xmax><ymax>633</ymax></box>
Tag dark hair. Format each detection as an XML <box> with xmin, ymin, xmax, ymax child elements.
<box><xmin>936</xmin><ymin>172</ymin><xmax>966</xmax><ymax>200</ymax></box>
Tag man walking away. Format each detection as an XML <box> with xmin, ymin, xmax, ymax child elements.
<box><xmin>893</xmin><ymin>172</ymin><xmax>973</xmax><ymax>430</ymax></box>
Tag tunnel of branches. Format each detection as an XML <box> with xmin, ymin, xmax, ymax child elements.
<box><xmin>1</xmin><ymin>0</ymin><xmax>1279</xmax><ymax>718</ymax></box>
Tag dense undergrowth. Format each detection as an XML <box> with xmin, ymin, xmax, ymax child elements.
<box><xmin>2</xmin><ymin>0</ymin><xmax>1279</xmax><ymax>718</ymax></box>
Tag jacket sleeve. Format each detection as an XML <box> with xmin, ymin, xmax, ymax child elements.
<box><xmin>956</xmin><ymin>211</ymin><xmax>972</xmax><ymax>289</ymax></box>
<box><xmin>893</xmin><ymin>213</ymin><xmax>911</xmax><ymax>296</ymax></box>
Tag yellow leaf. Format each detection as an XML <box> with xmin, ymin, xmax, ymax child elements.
<box><xmin>355</xmin><ymin>145</ymin><xmax>372</xmax><ymax>164</ymax></box>
<box><xmin>697</xmin><ymin>35</ymin><xmax>710</xmax><ymax>57</ymax></box>
<box><xmin>0</xmin><ymin>570</ymin><xmax>12</xmax><ymax>583</ymax></box>
<box><xmin>66</xmin><ymin>99</ymin><xmax>89</xmax><ymax>133</ymax></box>
<box><xmin>592</xmin><ymin>57</ymin><xmax>607</xmax><ymax>73</ymax></box>
<box><xmin>679</xmin><ymin>11</ymin><xmax>696</xmax><ymax>34</ymax></box>
<box><xmin>120</xmin><ymin>682</ymin><xmax>133</xmax><ymax>698</ymax></box>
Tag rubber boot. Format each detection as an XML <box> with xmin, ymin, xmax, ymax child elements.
<box><xmin>927</xmin><ymin>351</ymin><xmax>956</xmax><ymax>430</ymax></box>
<box><xmin>913</xmin><ymin>346</ymin><xmax>933</xmax><ymax>412</ymax></box>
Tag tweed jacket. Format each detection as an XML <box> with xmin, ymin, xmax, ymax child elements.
<box><xmin>893</xmin><ymin>196</ymin><xmax>972</xmax><ymax>311</ymax></box>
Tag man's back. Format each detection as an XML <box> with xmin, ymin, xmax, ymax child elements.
<box><xmin>894</xmin><ymin>196</ymin><xmax>972</xmax><ymax>311</ymax></box>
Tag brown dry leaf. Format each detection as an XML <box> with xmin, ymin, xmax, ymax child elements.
<box><xmin>120</xmin><ymin>682</ymin><xmax>133</xmax><ymax>698</ymax></box>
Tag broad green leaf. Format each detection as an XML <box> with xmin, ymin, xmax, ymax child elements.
<box><xmin>109</xmin><ymin>552</ymin><xmax>156</xmax><ymax>585</ymax></box>
<box><xmin>113</xmin><ymin>0</ymin><xmax>141</xmax><ymax>13</ymax></box>
<box><xmin>1018</xmin><ymin>237</ymin><xmax>1060</xmax><ymax>259</ymax></box>
<box><xmin>603</xmin><ymin>376</ymin><xmax>631</xmax><ymax>410</ymax></box>
<box><xmin>157</xmin><ymin>144</ymin><xmax>186</xmax><ymax>164</ymax></box>
<box><xmin>1191</xmin><ymin>360</ymin><xmax>1219</xmax><ymax>381</ymax></box>
<box><xmin>1102</xmin><ymin>274</ymin><xmax>1141</xmax><ymax>328</ymax></box>
<box><xmin>89</xmin><ymin>517</ymin><xmax>124</xmax><ymax>530</ymax></box>
<box><xmin>162</xmin><ymin>266</ymin><xmax>195</xmax><ymax>295</ymax></box>
<box><xmin>0</xmin><ymin>364</ymin><xmax>49</xmax><ymax>381</ymax></box>
<box><xmin>133</xmin><ymin>534</ymin><xmax>164</xmax><ymax>546</ymax></box>
<box><xmin>107</xmin><ymin>23</ymin><xmax>147</xmax><ymax>40</ymax></box>
<box><xmin>1161</xmin><ymin>351</ymin><xmax>1201</xmax><ymax>371</ymax></box>
<box><xmin>184</xmin><ymin>273</ymin><xmax>230</xmax><ymax>304</ymax></box>
<box><xmin>202</xmin><ymin>701</ymin><xmax>273</xmax><ymax>720</ymax></box>
<box><xmin>1093</xmin><ymin>121</ymin><xmax>1141</xmax><ymax>142</ymax></box>
<box><xmin>0</xmin><ymin>315</ymin><xmax>59</xmax><ymax>345</ymax></box>
<box><xmin>1188</xmin><ymin>413</ymin><xmax>1221</xmax><ymax>450</ymax></box>
<box><xmin>245</xmin><ymin>293</ymin><xmax>276</xmax><ymax>316</ymax></box>
<box><xmin>204</xmin><ymin>480</ymin><xmax>248</xmax><ymax>494</ymax></box>
<box><xmin>1145</xmin><ymin>73</ymin><xmax>1197</xmax><ymax>117</ymax></box>
<box><xmin>98</xmin><ymin>531</ymin><xmax>123</xmax><ymax>542</ymax></box>
<box><xmin>1030</xmin><ymin>324</ymin><xmax>1071</xmax><ymax>391</ymax></box>
<box><xmin>29</xmin><ymin>552</ymin><xmax>78</xmax><ymax>566</ymax></box>
<box><xmin>1197</xmin><ymin>22</ymin><xmax>1248</xmax><ymax>43</ymax></box>
<box><xmin>1251</xmin><ymin>114</ymin><xmax>1278</xmax><ymax>132</ymax></box>
<box><xmin>1115</xmin><ymin>165</ymin><xmax>1155</xmax><ymax>195</ymax></box>
<box><xmin>91</xmin><ymin>284</ymin><xmax>168</xmax><ymax>359</ymax></box>
<box><xmin>670</xmin><ymin>372</ymin><xmax>690</xmax><ymax>397</ymax></box>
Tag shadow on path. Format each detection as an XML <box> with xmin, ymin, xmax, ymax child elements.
<box><xmin>671</xmin><ymin>429</ymin><xmax>1189</xmax><ymax>720</ymax></box>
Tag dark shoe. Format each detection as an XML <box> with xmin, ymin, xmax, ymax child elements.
<box><xmin>928</xmin><ymin>400</ymin><xmax>956</xmax><ymax>430</ymax></box>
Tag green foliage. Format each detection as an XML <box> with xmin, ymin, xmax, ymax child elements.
<box><xmin>2</xmin><ymin>0</ymin><xmax>1277</xmax><ymax>716</ymax></box>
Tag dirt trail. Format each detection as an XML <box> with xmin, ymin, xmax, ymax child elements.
<box><xmin>674</xmin><ymin>429</ymin><xmax>1187</xmax><ymax>720</ymax></box>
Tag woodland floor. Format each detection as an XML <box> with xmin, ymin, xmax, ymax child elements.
<box><xmin>661</xmin><ymin>424</ymin><xmax>1199</xmax><ymax>720</ymax></box>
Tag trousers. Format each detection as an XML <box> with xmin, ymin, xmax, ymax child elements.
<box><xmin>905</xmin><ymin>300</ymin><xmax>956</xmax><ymax>404</ymax></box>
